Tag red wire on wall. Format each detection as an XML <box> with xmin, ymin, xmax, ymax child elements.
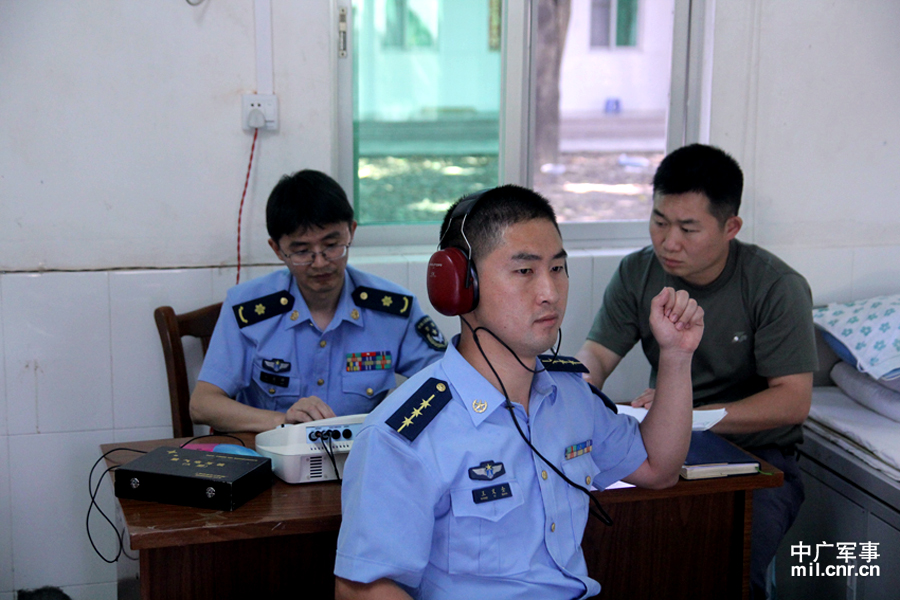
<box><xmin>236</xmin><ymin>127</ymin><xmax>259</xmax><ymax>285</ymax></box>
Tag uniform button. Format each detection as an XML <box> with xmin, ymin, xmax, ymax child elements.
<box><xmin>550</xmin><ymin>523</ymin><xmax>556</xmax><ymax>532</ymax></box>
<box><xmin>366</xmin><ymin>388</ymin><xmax>374</xmax><ymax>396</ymax></box>
<box><xmin>319</xmin><ymin>340</ymin><xmax>327</xmax><ymax>348</ymax></box>
<box><xmin>268</xmin><ymin>388</ymin><xmax>275</xmax><ymax>394</ymax></box>
<box><xmin>585</xmin><ymin>476</ymin><xmax>592</xmax><ymax>486</ymax></box>
<box><xmin>317</xmin><ymin>379</ymin><xmax>324</xmax><ymax>386</ymax></box>
<box><xmin>541</xmin><ymin>471</ymin><xmax>548</xmax><ymax>480</ymax></box>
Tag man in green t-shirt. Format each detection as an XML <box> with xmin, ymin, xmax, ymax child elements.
<box><xmin>576</xmin><ymin>143</ymin><xmax>816</xmax><ymax>600</ymax></box>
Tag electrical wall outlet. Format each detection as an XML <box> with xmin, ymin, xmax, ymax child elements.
<box><xmin>242</xmin><ymin>93</ymin><xmax>278</xmax><ymax>130</ymax></box>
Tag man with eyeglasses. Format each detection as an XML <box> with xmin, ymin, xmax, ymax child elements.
<box><xmin>190</xmin><ymin>170</ymin><xmax>447</xmax><ymax>433</ymax></box>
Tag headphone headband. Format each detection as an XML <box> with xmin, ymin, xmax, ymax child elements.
<box><xmin>438</xmin><ymin>190</ymin><xmax>487</xmax><ymax>251</ymax></box>
<box><xmin>428</xmin><ymin>190</ymin><xmax>488</xmax><ymax>316</ymax></box>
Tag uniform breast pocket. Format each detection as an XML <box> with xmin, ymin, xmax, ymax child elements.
<box><xmin>251</xmin><ymin>363</ymin><xmax>300</xmax><ymax>411</ymax></box>
<box><xmin>561</xmin><ymin>454</ymin><xmax>600</xmax><ymax>534</ymax></box>
<box><xmin>341</xmin><ymin>370</ymin><xmax>394</xmax><ymax>410</ymax></box>
<box><xmin>447</xmin><ymin>480</ymin><xmax>529</xmax><ymax>576</ymax></box>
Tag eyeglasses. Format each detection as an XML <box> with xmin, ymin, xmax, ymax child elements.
<box><xmin>281</xmin><ymin>243</ymin><xmax>350</xmax><ymax>266</ymax></box>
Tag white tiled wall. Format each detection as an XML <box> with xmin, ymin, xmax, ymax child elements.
<box><xmin>0</xmin><ymin>436</ymin><xmax>12</xmax><ymax>594</ymax></box>
<box><xmin>850</xmin><ymin>246</ymin><xmax>900</xmax><ymax>301</ymax></box>
<box><xmin>4</xmin><ymin>272</ymin><xmax>114</xmax><ymax>435</ymax></box>
<box><xmin>9</xmin><ymin>431</ymin><xmax>118</xmax><ymax>590</ymax></box>
<box><xmin>1</xmin><ymin>245</ymin><xmax>892</xmax><ymax>595</ymax></box>
<box><xmin>766</xmin><ymin>245</ymin><xmax>855</xmax><ymax>305</ymax></box>
<box><xmin>108</xmin><ymin>269</ymin><xmax>215</xmax><ymax>430</ymax></box>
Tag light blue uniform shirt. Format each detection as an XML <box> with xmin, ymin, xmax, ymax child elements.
<box><xmin>198</xmin><ymin>266</ymin><xmax>446</xmax><ymax>416</ymax></box>
<box><xmin>335</xmin><ymin>338</ymin><xmax>647</xmax><ymax>599</ymax></box>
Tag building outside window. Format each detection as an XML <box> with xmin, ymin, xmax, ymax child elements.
<box><xmin>343</xmin><ymin>0</ymin><xmax>678</xmax><ymax>238</ymax></box>
<box><xmin>590</xmin><ymin>0</ymin><xmax>639</xmax><ymax>48</ymax></box>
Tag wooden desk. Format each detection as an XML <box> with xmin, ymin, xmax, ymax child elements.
<box><xmin>584</xmin><ymin>468</ymin><xmax>782</xmax><ymax>599</ymax></box>
<box><xmin>105</xmin><ymin>435</ymin><xmax>781</xmax><ymax>600</ymax></box>
<box><xmin>104</xmin><ymin>434</ymin><xmax>340</xmax><ymax>600</ymax></box>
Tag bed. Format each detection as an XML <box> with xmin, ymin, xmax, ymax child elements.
<box><xmin>774</xmin><ymin>300</ymin><xmax>900</xmax><ymax>600</ymax></box>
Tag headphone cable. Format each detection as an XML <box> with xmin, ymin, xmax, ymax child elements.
<box><xmin>460</xmin><ymin>317</ymin><xmax>613</xmax><ymax>526</ymax></box>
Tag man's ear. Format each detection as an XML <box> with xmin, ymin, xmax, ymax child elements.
<box><xmin>724</xmin><ymin>215</ymin><xmax>743</xmax><ymax>240</ymax></box>
<box><xmin>268</xmin><ymin>238</ymin><xmax>284</xmax><ymax>262</ymax></box>
<box><xmin>348</xmin><ymin>220</ymin><xmax>358</xmax><ymax>242</ymax></box>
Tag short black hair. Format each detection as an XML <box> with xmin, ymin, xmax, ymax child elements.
<box><xmin>439</xmin><ymin>184</ymin><xmax>559</xmax><ymax>261</ymax></box>
<box><xmin>17</xmin><ymin>586</ymin><xmax>72</xmax><ymax>600</ymax></box>
<box><xmin>265</xmin><ymin>170</ymin><xmax>353</xmax><ymax>242</ymax></box>
<box><xmin>653</xmin><ymin>144</ymin><xmax>743</xmax><ymax>224</ymax></box>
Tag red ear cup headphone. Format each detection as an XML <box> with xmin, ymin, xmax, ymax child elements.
<box><xmin>427</xmin><ymin>192</ymin><xmax>484</xmax><ymax>316</ymax></box>
<box><xmin>428</xmin><ymin>246</ymin><xmax>479</xmax><ymax>316</ymax></box>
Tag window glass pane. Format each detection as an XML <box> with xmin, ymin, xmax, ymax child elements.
<box><xmin>533</xmin><ymin>0</ymin><xmax>673</xmax><ymax>223</ymax></box>
<box><xmin>590</xmin><ymin>0</ymin><xmax>611</xmax><ymax>48</ymax></box>
<box><xmin>615</xmin><ymin>0</ymin><xmax>638</xmax><ymax>47</ymax></box>
<box><xmin>406</xmin><ymin>0</ymin><xmax>438</xmax><ymax>48</ymax></box>
<box><xmin>382</xmin><ymin>0</ymin><xmax>404</xmax><ymax>48</ymax></box>
<box><xmin>354</xmin><ymin>0</ymin><xmax>501</xmax><ymax>225</ymax></box>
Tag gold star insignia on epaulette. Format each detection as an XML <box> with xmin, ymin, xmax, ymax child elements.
<box><xmin>232</xmin><ymin>291</ymin><xmax>295</xmax><ymax>328</ymax></box>
<box><xmin>386</xmin><ymin>378</ymin><xmax>452</xmax><ymax>442</ymax></box>
<box><xmin>352</xmin><ymin>286</ymin><xmax>413</xmax><ymax>317</ymax></box>
<box><xmin>399</xmin><ymin>415</ymin><xmax>415</xmax><ymax>432</ymax></box>
<box><xmin>396</xmin><ymin>396</ymin><xmax>433</xmax><ymax>434</ymax></box>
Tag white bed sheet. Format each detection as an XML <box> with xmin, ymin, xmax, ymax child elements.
<box><xmin>807</xmin><ymin>386</ymin><xmax>900</xmax><ymax>482</ymax></box>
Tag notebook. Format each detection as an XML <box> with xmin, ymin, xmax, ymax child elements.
<box><xmin>680</xmin><ymin>430</ymin><xmax>760</xmax><ymax>480</ymax></box>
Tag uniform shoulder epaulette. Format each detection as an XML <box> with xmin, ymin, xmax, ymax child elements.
<box><xmin>232</xmin><ymin>291</ymin><xmax>294</xmax><ymax>329</ymax></box>
<box><xmin>588</xmin><ymin>383</ymin><xmax>618</xmax><ymax>414</ymax></box>
<box><xmin>352</xmin><ymin>286</ymin><xmax>413</xmax><ymax>317</ymax></box>
<box><xmin>538</xmin><ymin>354</ymin><xmax>589</xmax><ymax>373</ymax></box>
<box><xmin>385</xmin><ymin>378</ymin><xmax>452</xmax><ymax>442</ymax></box>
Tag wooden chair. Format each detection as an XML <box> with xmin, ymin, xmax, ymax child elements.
<box><xmin>153</xmin><ymin>303</ymin><xmax>222</xmax><ymax>438</ymax></box>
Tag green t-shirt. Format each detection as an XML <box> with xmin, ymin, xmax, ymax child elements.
<box><xmin>588</xmin><ymin>240</ymin><xmax>817</xmax><ymax>450</ymax></box>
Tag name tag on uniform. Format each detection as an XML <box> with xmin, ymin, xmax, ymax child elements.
<box><xmin>472</xmin><ymin>483</ymin><xmax>512</xmax><ymax>504</ymax></box>
<box><xmin>259</xmin><ymin>372</ymin><xmax>289</xmax><ymax>388</ymax></box>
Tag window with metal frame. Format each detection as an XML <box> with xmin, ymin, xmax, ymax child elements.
<box><xmin>336</xmin><ymin>0</ymin><xmax>709</xmax><ymax>250</ymax></box>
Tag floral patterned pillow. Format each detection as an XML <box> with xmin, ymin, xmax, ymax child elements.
<box><xmin>813</xmin><ymin>295</ymin><xmax>900</xmax><ymax>380</ymax></box>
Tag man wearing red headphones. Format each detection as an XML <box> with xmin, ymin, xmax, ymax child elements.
<box><xmin>334</xmin><ymin>185</ymin><xmax>704</xmax><ymax>600</ymax></box>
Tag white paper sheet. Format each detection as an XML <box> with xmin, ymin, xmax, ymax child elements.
<box><xmin>616</xmin><ymin>404</ymin><xmax>727</xmax><ymax>431</ymax></box>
